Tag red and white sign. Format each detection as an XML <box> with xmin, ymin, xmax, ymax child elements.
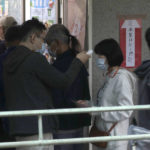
<box><xmin>120</xmin><ymin>19</ymin><xmax>141</xmax><ymax>68</ymax></box>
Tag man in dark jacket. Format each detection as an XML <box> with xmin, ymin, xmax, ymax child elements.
<box><xmin>135</xmin><ymin>27</ymin><xmax>150</xmax><ymax>130</ymax></box>
<box><xmin>3</xmin><ymin>18</ymin><xmax>90</xmax><ymax>150</ymax></box>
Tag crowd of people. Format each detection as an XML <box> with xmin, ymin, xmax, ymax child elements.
<box><xmin>0</xmin><ymin>15</ymin><xmax>150</xmax><ymax>150</ymax></box>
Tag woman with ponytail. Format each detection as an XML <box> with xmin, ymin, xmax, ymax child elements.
<box><xmin>45</xmin><ymin>24</ymin><xmax>91</xmax><ymax>150</ymax></box>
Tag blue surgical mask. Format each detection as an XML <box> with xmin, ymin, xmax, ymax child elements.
<box><xmin>42</xmin><ymin>43</ymin><xmax>47</xmax><ymax>51</ymax></box>
<box><xmin>96</xmin><ymin>58</ymin><xmax>108</xmax><ymax>71</ymax></box>
<box><xmin>37</xmin><ymin>43</ymin><xmax>47</xmax><ymax>54</ymax></box>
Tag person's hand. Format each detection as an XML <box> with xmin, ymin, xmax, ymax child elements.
<box><xmin>76</xmin><ymin>51</ymin><xmax>91</xmax><ymax>64</ymax></box>
<box><xmin>74</xmin><ymin>100</ymin><xmax>90</xmax><ymax>107</ymax></box>
<box><xmin>43</xmin><ymin>52</ymin><xmax>55</xmax><ymax>64</ymax></box>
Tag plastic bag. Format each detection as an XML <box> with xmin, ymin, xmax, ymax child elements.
<box><xmin>128</xmin><ymin>125</ymin><xmax>150</xmax><ymax>150</ymax></box>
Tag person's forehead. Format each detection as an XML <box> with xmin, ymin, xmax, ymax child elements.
<box><xmin>34</xmin><ymin>30</ymin><xmax>46</xmax><ymax>39</ymax></box>
<box><xmin>97</xmin><ymin>55</ymin><xmax>106</xmax><ymax>59</ymax></box>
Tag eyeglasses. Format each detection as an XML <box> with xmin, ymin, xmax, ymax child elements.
<box><xmin>35</xmin><ymin>32</ymin><xmax>45</xmax><ymax>41</ymax></box>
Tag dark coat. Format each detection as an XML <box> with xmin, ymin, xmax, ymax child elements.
<box><xmin>135</xmin><ymin>60</ymin><xmax>150</xmax><ymax>130</ymax></box>
<box><xmin>52</xmin><ymin>50</ymin><xmax>91</xmax><ymax>130</ymax></box>
<box><xmin>3</xmin><ymin>45</ymin><xmax>83</xmax><ymax>136</ymax></box>
<box><xmin>0</xmin><ymin>40</ymin><xmax>7</xmax><ymax>55</ymax></box>
<box><xmin>0</xmin><ymin>47</ymin><xmax>16</xmax><ymax>150</ymax></box>
<box><xmin>0</xmin><ymin>41</ymin><xmax>7</xmax><ymax>111</ymax></box>
<box><xmin>0</xmin><ymin>46</ymin><xmax>16</xmax><ymax>111</ymax></box>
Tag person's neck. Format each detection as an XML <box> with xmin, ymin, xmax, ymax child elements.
<box><xmin>61</xmin><ymin>45</ymin><xmax>69</xmax><ymax>53</ymax></box>
<box><xmin>19</xmin><ymin>42</ymin><xmax>34</xmax><ymax>51</ymax></box>
<box><xmin>106</xmin><ymin>66</ymin><xmax>120</xmax><ymax>78</ymax></box>
<box><xmin>108</xmin><ymin>66</ymin><xmax>119</xmax><ymax>74</ymax></box>
<box><xmin>58</xmin><ymin>44</ymin><xmax>69</xmax><ymax>55</ymax></box>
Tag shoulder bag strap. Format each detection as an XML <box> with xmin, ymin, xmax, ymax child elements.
<box><xmin>107</xmin><ymin>122</ymin><xmax>117</xmax><ymax>133</ymax></box>
<box><xmin>93</xmin><ymin>118</ymin><xmax>117</xmax><ymax>133</ymax></box>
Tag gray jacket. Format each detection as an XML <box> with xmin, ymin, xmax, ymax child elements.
<box><xmin>135</xmin><ymin>60</ymin><xmax>150</xmax><ymax>130</ymax></box>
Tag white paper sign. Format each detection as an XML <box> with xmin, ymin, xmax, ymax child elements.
<box><xmin>122</xmin><ymin>20</ymin><xmax>140</xmax><ymax>67</ymax></box>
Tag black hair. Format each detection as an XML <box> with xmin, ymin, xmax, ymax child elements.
<box><xmin>45</xmin><ymin>24</ymin><xmax>81</xmax><ymax>55</ymax></box>
<box><xmin>145</xmin><ymin>27</ymin><xmax>150</xmax><ymax>48</ymax></box>
<box><xmin>5</xmin><ymin>25</ymin><xmax>21</xmax><ymax>42</ymax></box>
<box><xmin>20</xmin><ymin>18</ymin><xmax>46</xmax><ymax>42</ymax></box>
<box><xmin>94</xmin><ymin>38</ymin><xmax>124</xmax><ymax>67</ymax></box>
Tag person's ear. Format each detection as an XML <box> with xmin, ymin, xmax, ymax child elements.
<box><xmin>30</xmin><ymin>33</ymin><xmax>36</xmax><ymax>44</ymax></box>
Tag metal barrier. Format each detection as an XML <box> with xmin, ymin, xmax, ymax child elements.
<box><xmin>0</xmin><ymin>105</ymin><xmax>150</xmax><ymax>149</ymax></box>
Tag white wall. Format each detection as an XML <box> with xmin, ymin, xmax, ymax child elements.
<box><xmin>92</xmin><ymin>0</ymin><xmax>150</xmax><ymax>103</ymax></box>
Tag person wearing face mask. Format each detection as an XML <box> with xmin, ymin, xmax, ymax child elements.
<box><xmin>36</xmin><ymin>43</ymin><xmax>53</xmax><ymax>64</ymax></box>
<box><xmin>45</xmin><ymin>24</ymin><xmax>91</xmax><ymax>150</ymax></box>
<box><xmin>76</xmin><ymin>38</ymin><xmax>136</xmax><ymax>150</ymax></box>
<box><xmin>3</xmin><ymin>19</ymin><xmax>90</xmax><ymax>150</ymax></box>
<box><xmin>96</xmin><ymin>57</ymin><xmax>108</xmax><ymax>71</ymax></box>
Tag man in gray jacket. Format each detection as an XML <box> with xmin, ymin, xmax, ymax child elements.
<box><xmin>135</xmin><ymin>27</ymin><xmax>150</xmax><ymax>130</ymax></box>
<box><xmin>3</xmin><ymin>18</ymin><xmax>90</xmax><ymax>150</ymax></box>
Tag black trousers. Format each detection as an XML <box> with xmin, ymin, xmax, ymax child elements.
<box><xmin>0</xmin><ymin>119</ymin><xmax>16</xmax><ymax>150</ymax></box>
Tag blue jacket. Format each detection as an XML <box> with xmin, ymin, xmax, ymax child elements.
<box><xmin>52</xmin><ymin>50</ymin><xmax>91</xmax><ymax>130</ymax></box>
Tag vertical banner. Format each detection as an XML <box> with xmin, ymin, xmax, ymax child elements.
<box><xmin>120</xmin><ymin>19</ymin><xmax>142</xmax><ymax>68</ymax></box>
<box><xmin>30</xmin><ymin>0</ymin><xmax>56</xmax><ymax>26</ymax></box>
<box><xmin>68</xmin><ymin>0</ymin><xmax>86</xmax><ymax>50</ymax></box>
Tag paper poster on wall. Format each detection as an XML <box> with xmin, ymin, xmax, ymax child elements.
<box><xmin>30</xmin><ymin>0</ymin><xmax>56</xmax><ymax>26</ymax></box>
<box><xmin>67</xmin><ymin>0</ymin><xmax>86</xmax><ymax>50</ymax></box>
<box><xmin>120</xmin><ymin>19</ymin><xmax>142</xmax><ymax>68</ymax></box>
<box><xmin>0</xmin><ymin>0</ymin><xmax>22</xmax><ymax>23</ymax></box>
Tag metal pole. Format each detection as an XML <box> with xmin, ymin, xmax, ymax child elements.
<box><xmin>88</xmin><ymin>0</ymin><xmax>93</xmax><ymax>99</ymax></box>
<box><xmin>0</xmin><ymin>134</ymin><xmax>150</xmax><ymax>149</ymax></box>
<box><xmin>0</xmin><ymin>105</ymin><xmax>150</xmax><ymax>117</ymax></box>
<box><xmin>38</xmin><ymin>115</ymin><xmax>43</xmax><ymax>140</ymax></box>
<box><xmin>88</xmin><ymin>1</ymin><xmax>93</xmax><ymax>150</ymax></box>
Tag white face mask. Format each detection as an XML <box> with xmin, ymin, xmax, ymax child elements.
<box><xmin>42</xmin><ymin>43</ymin><xmax>47</xmax><ymax>51</ymax></box>
<box><xmin>96</xmin><ymin>58</ymin><xmax>108</xmax><ymax>71</ymax></box>
<box><xmin>36</xmin><ymin>43</ymin><xmax>47</xmax><ymax>54</ymax></box>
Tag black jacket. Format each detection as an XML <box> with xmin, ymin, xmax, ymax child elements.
<box><xmin>52</xmin><ymin>50</ymin><xmax>91</xmax><ymax>130</ymax></box>
<box><xmin>3</xmin><ymin>45</ymin><xmax>83</xmax><ymax>136</ymax></box>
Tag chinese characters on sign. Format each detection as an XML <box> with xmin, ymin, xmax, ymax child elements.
<box><xmin>120</xmin><ymin>19</ymin><xmax>141</xmax><ymax>68</ymax></box>
<box><xmin>126</xmin><ymin>25</ymin><xmax>135</xmax><ymax>67</ymax></box>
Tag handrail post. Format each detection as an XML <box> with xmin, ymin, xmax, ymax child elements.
<box><xmin>38</xmin><ymin>115</ymin><xmax>43</xmax><ymax>140</ymax></box>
